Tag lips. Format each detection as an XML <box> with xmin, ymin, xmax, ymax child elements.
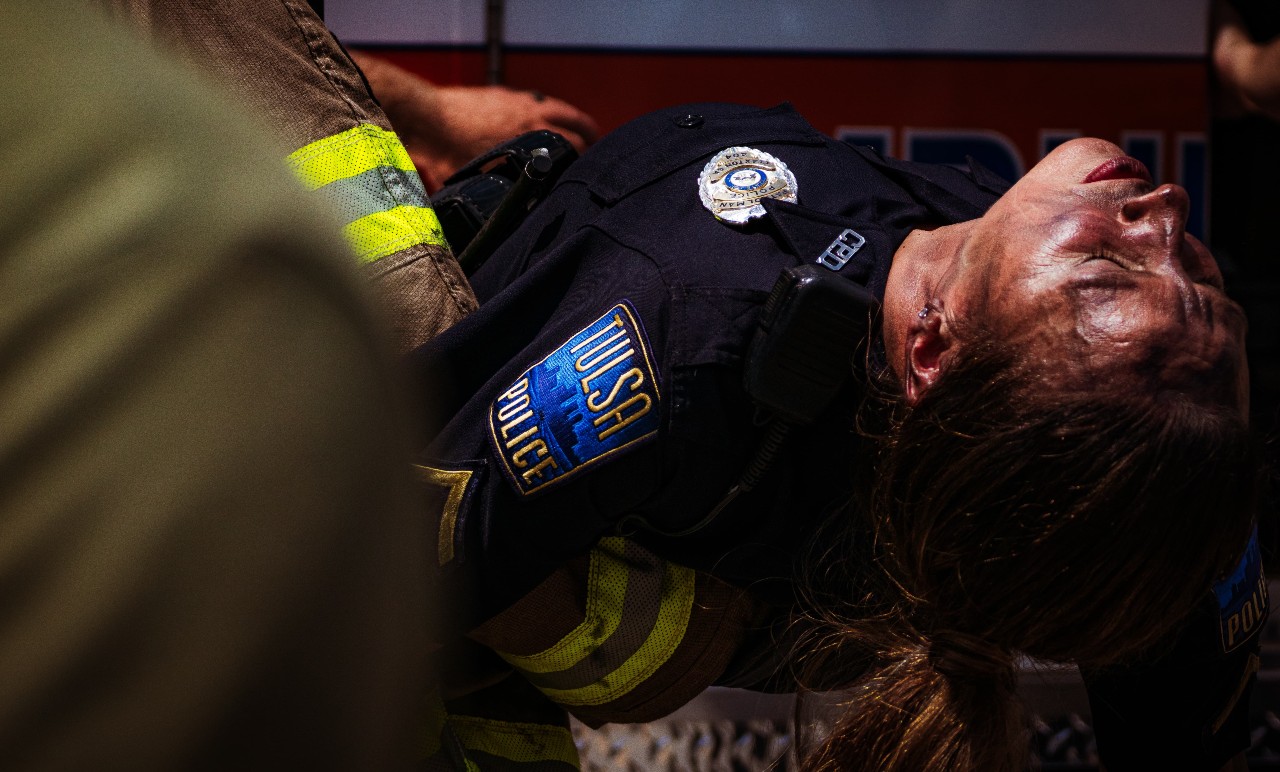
<box><xmin>1083</xmin><ymin>156</ymin><xmax>1153</xmax><ymax>184</ymax></box>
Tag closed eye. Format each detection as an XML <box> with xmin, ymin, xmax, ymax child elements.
<box><xmin>1068</xmin><ymin>264</ymin><xmax>1140</xmax><ymax>302</ymax></box>
<box><xmin>1084</xmin><ymin>250</ymin><xmax>1129</xmax><ymax>269</ymax></box>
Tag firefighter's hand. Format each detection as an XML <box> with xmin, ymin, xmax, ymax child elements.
<box><xmin>1212</xmin><ymin>0</ymin><xmax>1280</xmax><ymax>122</ymax></box>
<box><xmin>350</xmin><ymin>51</ymin><xmax>598</xmax><ymax>192</ymax></box>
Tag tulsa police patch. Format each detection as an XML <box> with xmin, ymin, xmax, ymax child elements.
<box><xmin>488</xmin><ymin>302</ymin><xmax>660</xmax><ymax>496</ymax></box>
<box><xmin>1214</xmin><ymin>527</ymin><xmax>1269</xmax><ymax>653</ymax></box>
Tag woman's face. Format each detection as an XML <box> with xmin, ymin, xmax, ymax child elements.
<box><xmin>948</xmin><ymin>138</ymin><xmax>1249</xmax><ymax>411</ymax></box>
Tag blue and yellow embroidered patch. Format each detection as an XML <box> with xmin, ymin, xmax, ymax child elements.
<box><xmin>489</xmin><ymin>302</ymin><xmax>660</xmax><ymax>495</ymax></box>
<box><xmin>1214</xmin><ymin>527</ymin><xmax>1269</xmax><ymax>653</ymax></box>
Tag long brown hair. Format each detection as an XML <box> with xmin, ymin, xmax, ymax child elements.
<box><xmin>796</xmin><ymin>330</ymin><xmax>1258</xmax><ymax>772</ymax></box>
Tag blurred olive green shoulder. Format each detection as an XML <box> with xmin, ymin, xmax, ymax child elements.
<box><xmin>0</xmin><ymin>0</ymin><xmax>357</xmax><ymax>294</ymax></box>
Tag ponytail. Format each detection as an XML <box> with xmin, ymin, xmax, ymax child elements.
<box><xmin>804</xmin><ymin>634</ymin><xmax>1024</xmax><ymax>772</ymax></box>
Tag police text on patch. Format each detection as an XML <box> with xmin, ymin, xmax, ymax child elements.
<box><xmin>1215</xmin><ymin>529</ymin><xmax>1270</xmax><ymax>653</ymax></box>
<box><xmin>489</xmin><ymin>302</ymin><xmax>660</xmax><ymax>495</ymax></box>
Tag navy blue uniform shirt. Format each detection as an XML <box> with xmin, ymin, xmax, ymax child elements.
<box><xmin>415</xmin><ymin>103</ymin><xmax>1263</xmax><ymax>770</ymax></box>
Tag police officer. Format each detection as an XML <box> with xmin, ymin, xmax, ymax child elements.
<box><xmin>415</xmin><ymin>102</ymin><xmax>1263</xmax><ymax>771</ymax></box>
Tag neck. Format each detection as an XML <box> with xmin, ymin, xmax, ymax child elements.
<box><xmin>881</xmin><ymin>222</ymin><xmax>975</xmax><ymax>379</ymax></box>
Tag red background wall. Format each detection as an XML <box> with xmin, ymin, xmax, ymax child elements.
<box><xmin>372</xmin><ymin>49</ymin><xmax>1205</xmax><ymax>179</ymax></box>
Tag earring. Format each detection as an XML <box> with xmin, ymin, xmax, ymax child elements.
<box><xmin>917</xmin><ymin>306</ymin><xmax>931</xmax><ymax>319</ymax></box>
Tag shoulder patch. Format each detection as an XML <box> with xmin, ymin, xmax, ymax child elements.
<box><xmin>489</xmin><ymin>302</ymin><xmax>660</xmax><ymax>496</ymax></box>
<box><xmin>1214</xmin><ymin>527</ymin><xmax>1269</xmax><ymax>653</ymax></box>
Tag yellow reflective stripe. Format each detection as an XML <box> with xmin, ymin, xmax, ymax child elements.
<box><xmin>286</xmin><ymin>123</ymin><xmax>414</xmax><ymax>190</ymax></box>
<box><xmin>537</xmin><ymin>558</ymin><xmax>695</xmax><ymax>707</ymax></box>
<box><xmin>499</xmin><ymin>537</ymin><xmax>630</xmax><ymax>675</ymax></box>
<box><xmin>342</xmin><ymin>204</ymin><xmax>446</xmax><ymax>265</ymax></box>
<box><xmin>417</xmin><ymin>694</ymin><xmax>447</xmax><ymax>760</ymax></box>
<box><xmin>449</xmin><ymin>716</ymin><xmax>579</xmax><ymax>767</ymax></box>
<box><xmin>286</xmin><ymin>124</ymin><xmax>447</xmax><ymax>262</ymax></box>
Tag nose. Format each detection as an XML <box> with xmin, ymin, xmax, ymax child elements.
<box><xmin>1119</xmin><ymin>184</ymin><xmax>1217</xmax><ymax>280</ymax></box>
<box><xmin>1120</xmin><ymin>183</ymin><xmax>1189</xmax><ymax>232</ymax></box>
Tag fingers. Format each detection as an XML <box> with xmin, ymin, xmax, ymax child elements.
<box><xmin>394</xmin><ymin>83</ymin><xmax>601</xmax><ymax>181</ymax></box>
<box><xmin>530</xmin><ymin>96</ymin><xmax>600</xmax><ymax>149</ymax></box>
<box><xmin>492</xmin><ymin>88</ymin><xmax>599</xmax><ymax>150</ymax></box>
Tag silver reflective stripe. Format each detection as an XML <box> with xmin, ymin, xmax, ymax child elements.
<box><xmin>315</xmin><ymin>165</ymin><xmax>430</xmax><ymax>224</ymax></box>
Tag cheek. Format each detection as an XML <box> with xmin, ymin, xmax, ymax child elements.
<box><xmin>982</xmin><ymin>291</ymin><xmax>1080</xmax><ymax>365</ymax></box>
<box><xmin>1183</xmin><ymin>233</ymin><xmax>1225</xmax><ymax>286</ymax></box>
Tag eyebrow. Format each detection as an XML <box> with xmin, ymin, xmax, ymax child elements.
<box><xmin>1062</xmin><ymin>273</ymin><xmax>1143</xmax><ymax>347</ymax></box>
<box><xmin>1065</xmin><ymin>271</ymin><xmax>1140</xmax><ymax>301</ymax></box>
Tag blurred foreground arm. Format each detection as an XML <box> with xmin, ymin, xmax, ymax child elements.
<box><xmin>0</xmin><ymin>4</ymin><xmax>430</xmax><ymax>769</ymax></box>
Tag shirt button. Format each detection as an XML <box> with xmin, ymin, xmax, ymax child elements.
<box><xmin>674</xmin><ymin>113</ymin><xmax>704</xmax><ymax>129</ymax></box>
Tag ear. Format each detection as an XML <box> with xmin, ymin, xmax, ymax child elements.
<box><xmin>904</xmin><ymin>309</ymin><xmax>953</xmax><ymax>405</ymax></box>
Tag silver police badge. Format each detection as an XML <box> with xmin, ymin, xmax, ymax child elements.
<box><xmin>697</xmin><ymin>146</ymin><xmax>798</xmax><ymax>224</ymax></box>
